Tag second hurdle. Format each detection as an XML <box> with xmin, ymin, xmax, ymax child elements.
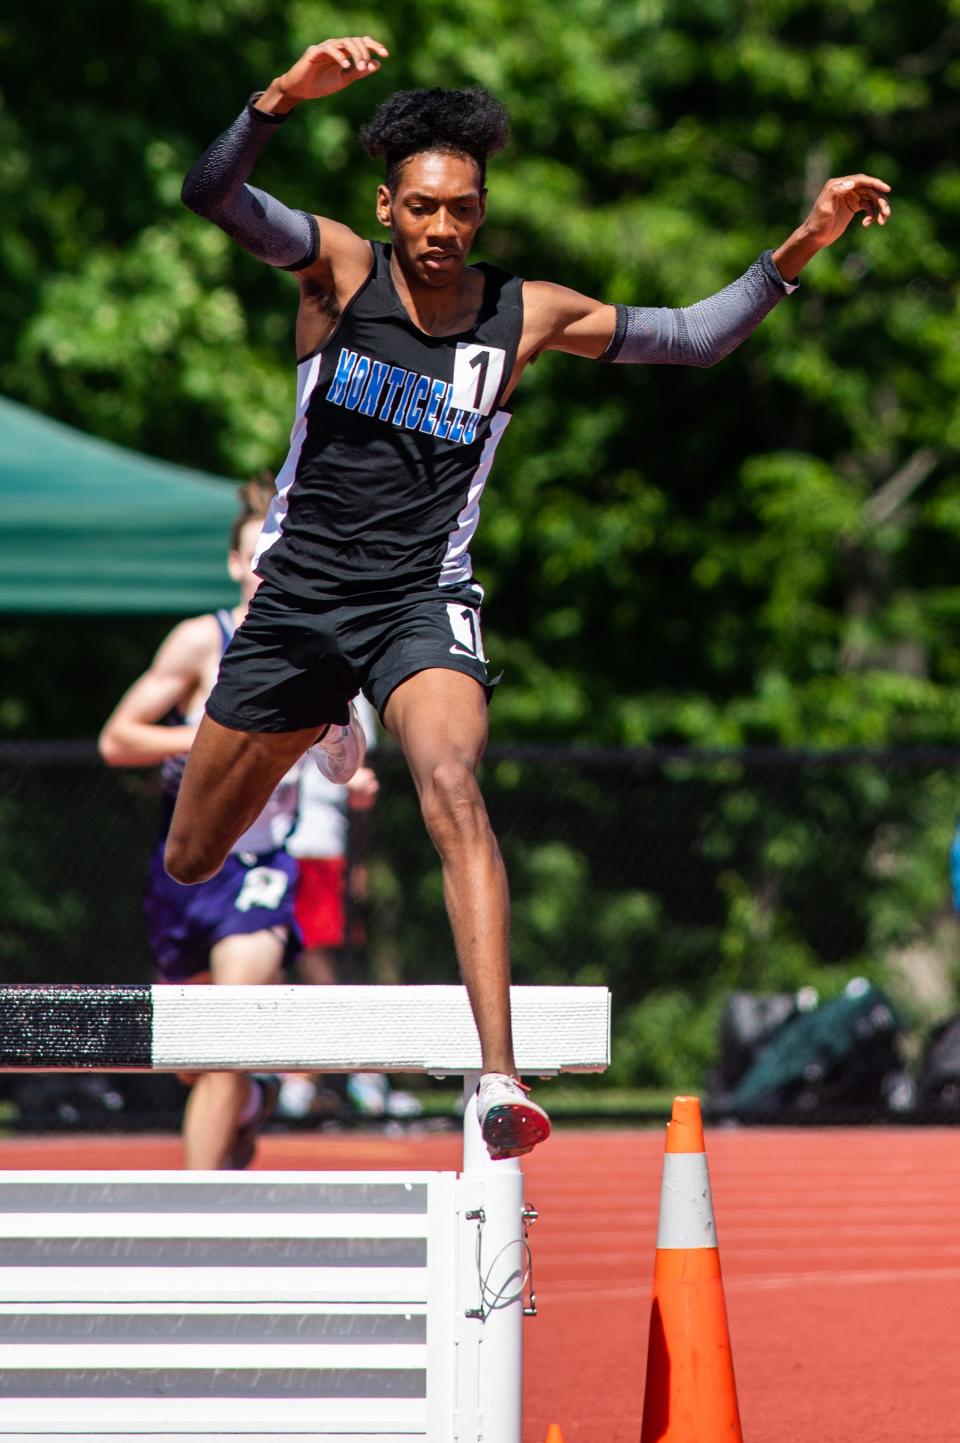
<box><xmin>0</xmin><ymin>982</ymin><xmax>610</xmax><ymax>1443</ymax></box>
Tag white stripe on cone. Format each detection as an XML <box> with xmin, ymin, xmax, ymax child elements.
<box><xmin>655</xmin><ymin>1152</ymin><xmax>717</xmax><ymax>1249</ymax></box>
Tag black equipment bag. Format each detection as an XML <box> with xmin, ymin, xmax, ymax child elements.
<box><xmin>710</xmin><ymin>990</ymin><xmax>801</xmax><ymax>1094</ymax></box>
<box><xmin>916</xmin><ymin>1015</ymin><xmax>960</xmax><ymax>1110</ymax></box>
<box><xmin>711</xmin><ymin>979</ymin><xmax>904</xmax><ymax>1120</ymax></box>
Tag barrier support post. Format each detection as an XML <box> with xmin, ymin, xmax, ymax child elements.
<box><xmin>456</xmin><ymin>1070</ymin><xmax>525</xmax><ymax>1443</ymax></box>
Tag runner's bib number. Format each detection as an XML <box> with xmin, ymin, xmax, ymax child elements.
<box><xmin>451</xmin><ymin>343</ymin><xmax>506</xmax><ymax>417</ymax></box>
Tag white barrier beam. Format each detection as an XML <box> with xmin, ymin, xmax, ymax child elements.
<box><xmin>0</xmin><ymin>984</ymin><xmax>610</xmax><ymax>1074</ymax></box>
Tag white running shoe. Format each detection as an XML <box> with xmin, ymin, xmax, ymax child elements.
<box><xmin>476</xmin><ymin>1073</ymin><xmax>551</xmax><ymax>1159</ymax></box>
<box><xmin>309</xmin><ymin>702</ymin><xmax>366</xmax><ymax>785</ymax></box>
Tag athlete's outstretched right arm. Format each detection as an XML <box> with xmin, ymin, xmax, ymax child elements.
<box><xmin>181</xmin><ymin>100</ymin><xmax>319</xmax><ymax>270</ymax></box>
<box><xmin>181</xmin><ymin>38</ymin><xmax>388</xmax><ymax>269</ymax></box>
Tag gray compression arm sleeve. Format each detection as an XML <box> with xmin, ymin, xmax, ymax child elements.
<box><xmin>602</xmin><ymin>250</ymin><xmax>797</xmax><ymax>367</ymax></box>
<box><xmin>181</xmin><ymin>95</ymin><xmax>319</xmax><ymax>271</ymax></box>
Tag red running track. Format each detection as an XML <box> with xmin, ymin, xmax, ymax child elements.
<box><xmin>0</xmin><ymin>1124</ymin><xmax>957</xmax><ymax>1443</ymax></box>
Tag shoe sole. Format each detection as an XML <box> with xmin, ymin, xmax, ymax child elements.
<box><xmin>313</xmin><ymin>742</ymin><xmax>360</xmax><ymax>786</ymax></box>
<box><xmin>481</xmin><ymin>1102</ymin><xmax>552</xmax><ymax>1160</ymax></box>
<box><xmin>312</xmin><ymin>705</ymin><xmax>366</xmax><ymax>786</ymax></box>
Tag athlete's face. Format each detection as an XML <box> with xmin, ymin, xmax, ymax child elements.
<box><xmin>376</xmin><ymin>151</ymin><xmax>486</xmax><ymax>287</ymax></box>
<box><xmin>227</xmin><ymin>517</ymin><xmax>264</xmax><ymax>606</ymax></box>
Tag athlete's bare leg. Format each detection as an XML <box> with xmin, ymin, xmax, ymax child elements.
<box><xmin>165</xmin><ymin>715</ymin><xmax>320</xmax><ymax>883</ymax></box>
<box><xmin>383</xmin><ymin>668</ymin><xmax>516</xmax><ymax>1077</ymax></box>
<box><xmin>180</xmin><ymin>932</ymin><xmax>285</xmax><ymax>1169</ymax></box>
<box><xmin>297</xmin><ymin>946</ymin><xmax>339</xmax><ymax>986</ymax></box>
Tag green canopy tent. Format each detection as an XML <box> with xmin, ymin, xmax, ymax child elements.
<box><xmin>0</xmin><ymin>395</ymin><xmax>239</xmax><ymax>613</ymax></box>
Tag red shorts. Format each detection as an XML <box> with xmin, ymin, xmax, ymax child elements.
<box><xmin>294</xmin><ymin>857</ymin><xmax>347</xmax><ymax>948</ymax></box>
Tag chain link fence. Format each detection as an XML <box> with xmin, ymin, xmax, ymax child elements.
<box><xmin>2</xmin><ymin>742</ymin><xmax>960</xmax><ymax>1119</ymax></box>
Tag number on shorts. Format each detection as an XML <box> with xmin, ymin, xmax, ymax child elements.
<box><xmin>235</xmin><ymin>866</ymin><xmax>289</xmax><ymax>912</ymax></box>
<box><xmin>446</xmin><ymin>602</ymin><xmax>487</xmax><ymax>661</ymax></box>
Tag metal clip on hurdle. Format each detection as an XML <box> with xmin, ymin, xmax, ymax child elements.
<box><xmin>0</xmin><ymin>982</ymin><xmax>610</xmax><ymax>1443</ymax></box>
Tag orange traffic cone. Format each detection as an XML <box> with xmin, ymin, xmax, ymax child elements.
<box><xmin>544</xmin><ymin>1428</ymin><xmax>566</xmax><ymax>1443</ymax></box>
<box><xmin>639</xmin><ymin>1096</ymin><xmax>742</xmax><ymax>1443</ymax></box>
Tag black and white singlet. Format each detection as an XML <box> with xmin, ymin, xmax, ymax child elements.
<box><xmin>254</xmin><ymin>241</ymin><xmax>524</xmax><ymax>605</ymax></box>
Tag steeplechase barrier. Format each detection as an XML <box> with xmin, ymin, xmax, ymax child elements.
<box><xmin>0</xmin><ymin>983</ymin><xmax>610</xmax><ymax>1442</ymax></box>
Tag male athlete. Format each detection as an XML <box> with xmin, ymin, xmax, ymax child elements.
<box><xmin>100</xmin><ymin>480</ymin><xmax>300</xmax><ymax>1169</ymax></box>
<box><xmin>171</xmin><ymin>35</ymin><xmax>891</xmax><ymax>1158</ymax></box>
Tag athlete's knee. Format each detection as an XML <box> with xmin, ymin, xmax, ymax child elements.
<box><xmin>420</xmin><ymin>759</ymin><xmax>488</xmax><ymax>846</ymax></box>
<box><xmin>164</xmin><ymin>832</ymin><xmax>223</xmax><ymax>886</ymax></box>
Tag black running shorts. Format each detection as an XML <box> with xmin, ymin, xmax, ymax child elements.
<box><xmin>206</xmin><ymin>576</ymin><xmax>493</xmax><ymax>733</ymax></box>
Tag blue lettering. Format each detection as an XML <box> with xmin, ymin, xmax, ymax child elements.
<box><xmin>379</xmin><ymin>366</ymin><xmax>407</xmax><ymax>422</ymax></box>
<box><xmin>344</xmin><ymin>355</ymin><xmax>371</xmax><ymax>411</ymax></box>
<box><xmin>419</xmin><ymin>379</ymin><xmax>448</xmax><ymax>437</ymax></box>
<box><xmin>435</xmin><ymin>384</ymin><xmax>455</xmax><ymax>440</ymax></box>
<box><xmin>326</xmin><ymin>349</ymin><xmax>357</xmax><ymax>406</ymax></box>
<box><xmin>328</xmin><ymin>353</ymin><xmax>479</xmax><ymax>443</ymax></box>
<box><xmin>359</xmin><ymin>360</ymin><xmax>390</xmax><ymax>417</ymax></box>
<box><xmin>404</xmin><ymin>375</ymin><xmax>432</xmax><ymax>430</ymax></box>
<box><xmin>392</xmin><ymin>371</ymin><xmax>417</xmax><ymax>427</ymax></box>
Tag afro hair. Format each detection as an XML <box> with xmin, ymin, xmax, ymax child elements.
<box><xmin>359</xmin><ymin>87</ymin><xmax>510</xmax><ymax>190</ymax></box>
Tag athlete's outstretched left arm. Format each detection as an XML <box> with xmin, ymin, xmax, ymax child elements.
<box><xmin>528</xmin><ymin>173</ymin><xmax>891</xmax><ymax>365</ymax></box>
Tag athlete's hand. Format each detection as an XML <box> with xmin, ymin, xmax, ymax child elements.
<box><xmin>260</xmin><ymin>38</ymin><xmax>389</xmax><ymax>113</ymax></box>
<box><xmin>772</xmin><ymin>173</ymin><xmax>891</xmax><ymax>279</ymax></box>
<box><xmin>801</xmin><ymin>174</ymin><xmax>892</xmax><ymax>249</ymax></box>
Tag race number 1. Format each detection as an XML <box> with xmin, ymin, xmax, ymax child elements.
<box><xmin>451</xmin><ymin>343</ymin><xmax>506</xmax><ymax>417</ymax></box>
<box><xmin>446</xmin><ymin>602</ymin><xmax>487</xmax><ymax>662</ymax></box>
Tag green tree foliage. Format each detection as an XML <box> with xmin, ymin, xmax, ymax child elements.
<box><xmin>6</xmin><ymin>0</ymin><xmax>960</xmax><ymax>745</ymax></box>
<box><xmin>6</xmin><ymin>1</ymin><xmax>960</xmax><ymax>1083</ymax></box>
